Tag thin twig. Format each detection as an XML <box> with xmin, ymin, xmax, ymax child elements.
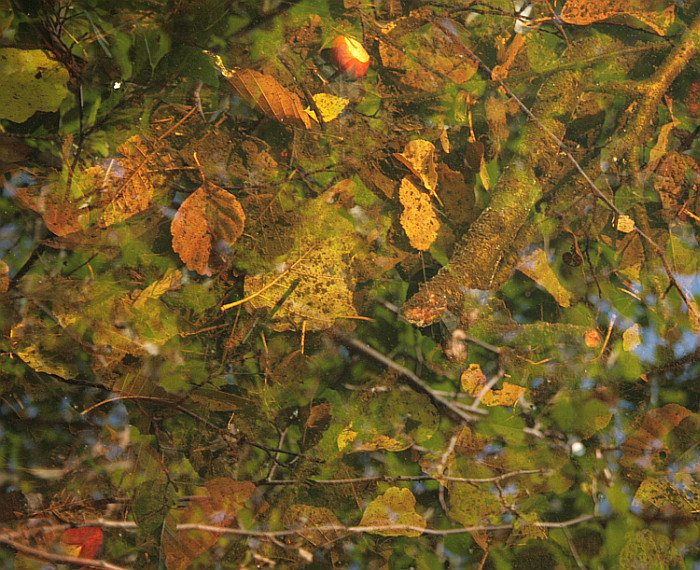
<box><xmin>0</xmin><ymin>534</ymin><xmax>129</xmax><ymax>570</ymax></box>
<box><xmin>256</xmin><ymin>468</ymin><xmax>547</xmax><ymax>486</ymax></box>
<box><xmin>330</xmin><ymin>329</ymin><xmax>486</xmax><ymax>421</ymax></box>
<box><xmin>177</xmin><ymin>514</ymin><xmax>599</xmax><ymax>537</ymax></box>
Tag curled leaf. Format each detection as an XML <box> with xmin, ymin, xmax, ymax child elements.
<box><xmin>393</xmin><ymin>139</ymin><xmax>439</xmax><ymax>196</ymax></box>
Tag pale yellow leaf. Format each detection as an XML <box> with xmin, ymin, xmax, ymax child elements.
<box><xmin>305</xmin><ymin>93</ymin><xmax>350</xmax><ymax>123</ymax></box>
<box><xmin>517</xmin><ymin>247</ymin><xmax>574</xmax><ymax>307</ymax></box>
<box><xmin>623</xmin><ymin>323</ymin><xmax>642</xmax><ymax>351</ymax></box>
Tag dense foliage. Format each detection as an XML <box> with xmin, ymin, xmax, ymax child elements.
<box><xmin>1</xmin><ymin>0</ymin><xmax>699</xmax><ymax>568</ymax></box>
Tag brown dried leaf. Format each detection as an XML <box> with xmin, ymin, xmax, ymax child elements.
<box><xmin>621</xmin><ymin>403</ymin><xmax>696</xmax><ymax>472</ymax></box>
<box><xmin>15</xmin><ymin>183</ymin><xmax>86</xmax><ymax>236</ymax></box>
<box><xmin>171</xmin><ymin>182</ymin><xmax>246</xmax><ymax>276</ymax></box>
<box><xmin>283</xmin><ymin>504</ymin><xmax>347</xmax><ymax>547</ymax></box>
<box><xmin>98</xmin><ymin>135</ymin><xmax>168</xmax><ymax>227</ymax></box>
<box><xmin>164</xmin><ymin>479</ymin><xmax>256</xmax><ymax>570</ymax></box>
<box><xmin>399</xmin><ymin>177</ymin><xmax>439</xmax><ymax>251</ymax></box>
<box><xmin>227</xmin><ymin>69</ymin><xmax>312</xmax><ymax>129</ymax></box>
<box><xmin>561</xmin><ymin>0</ymin><xmax>675</xmax><ymax>35</ymax></box>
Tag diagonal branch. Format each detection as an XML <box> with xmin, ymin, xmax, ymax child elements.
<box><xmin>432</xmin><ymin>16</ymin><xmax>700</xmax><ymax>326</ymax></box>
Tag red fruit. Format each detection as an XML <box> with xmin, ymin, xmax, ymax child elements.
<box><xmin>330</xmin><ymin>35</ymin><xmax>370</xmax><ymax>79</ymax></box>
<box><xmin>60</xmin><ymin>526</ymin><xmax>103</xmax><ymax>559</ymax></box>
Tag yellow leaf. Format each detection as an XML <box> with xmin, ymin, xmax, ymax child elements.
<box><xmin>132</xmin><ymin>268</ymin><xmax>182</xmax><ymax>311</ymax></box>
<box><xmin>517</xmin><ymin>247</ymin><xmax>574</xmax><ymax>307</ymax></box>
<box><xmin>305</xmin><ymin>93</ymin><xmax>350</xmax><ymax>123</ymax></box>
<box><xmin>393</xmin><ymin>139</ymin><xmax>439</xmax><ymax>198</ymax></box>
<box><xmin>623</xmin><ymin>323</ymin><xmax>642</xmax><ymax>351</ymax></box>
<box><xmin>399</xmin><ymin>177</ymin><xmax>439</xmax><ymax>251</ymax></box>
<box><xmin>359</xmin><ymin>487</ymin><xmax>426</xmax><ymax>537</ymax></box>
<box><xmin>479</xmin><ymin>156</ymin><xmax>491</xmax><ymax>190</ymax></box>
<box><xmin>337</xmin><ymin>424</ymin><xmax>358</xmax><ymax>451</ymax></box>
<box><xmin>461</xmin><ymin>363</ymin><xmax>526</xmax><ymax>407</ymax></box>
<box><xmin>615</xmin><ymin>214</ymin><xmax>635</xmax><ymax>233</ymax></box>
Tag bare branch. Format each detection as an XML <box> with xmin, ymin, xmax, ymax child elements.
<box><xmin>177</xmin><ymin>514</ymin><xmax>599</xmax><ymax>537</ymax></box>
<box><xmin>330</xmin><ymin>329</ymin><xmax>486</xmax><ymax>422</ymax></box>
<box><xmin>257</xmin><ymin>468</ymin><xmax>548</xmax><ymax>486</ymax></box>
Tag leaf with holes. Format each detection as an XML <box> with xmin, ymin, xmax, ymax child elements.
<box><xmin>399</xmin><ymin>177</ymin><xmax>439</xmax><ymax>251</ymax></box>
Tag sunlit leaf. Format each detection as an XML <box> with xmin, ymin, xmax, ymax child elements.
<box><xmin>305</xmin><ymin>93</ymin><xmax>349</xmax><ymax>123</ymax></box>
<box><xmin>243</xmin><ymin>240</ymin><xmax>358</xmax><ymax>331</ymax></box>
<box><xmin>399</xmin><ymin>177</ymin><xmax>439</xmax><ymax>252</ymax></box>
<box><xmin>393</xmin><ymin>139</ymin><xmax>438</xmax><ymax>195</ymax></box>
<box><xmin>517</xmin><ymin>247</ymin><xmax>575</xmax><ymax>308</ymax></box>
<box><xmin>359</xmin><ymin>487</ymin><xmax>426</xmax><ymax>537</ymax></box>
<box><xmin>619</xmin><ymin>529</ymin><xmax>683</xmax><ymax>569</ymax></box>
<box><xmin>461</xmin><ymin>364</ymin><xmax>526</xmax><ymax>407</ymax></box>
<box><xmin>0</xmin><ymin>258</ymin><xmax>8</xmax><ymax>293</ymax></box>
<box><xmin>60</xmin><ymin>527</ymin><xmax>103</xmax><ymax>560</ymax></box>
<box><xmin>622</xmin><ymin>323</ymin><xmax>642</xmax><ymax>351</ymax></box>
<box><xmin>0</xmin><ymin>48</ymin><xmax>69</xmax><ymax>122</ymax></box>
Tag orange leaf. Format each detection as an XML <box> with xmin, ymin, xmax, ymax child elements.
<box><xmin>60</xmin><ymin>526</ymin><xmax>103</xmax><ymax>560</ymax></box>
<box><xmin>164</xmin><ymin>479</ymin><xmax>256</xmax><ymax>570</ymax></box>
<box><xmin>227</xmin><ymin>69</ymin><xmax>312</xmax><ymax>129</ymax></box>
<box><xmin>171</xmin><ymin>182</ymin><xmax>245</xmax><ymax>276</ymax></box>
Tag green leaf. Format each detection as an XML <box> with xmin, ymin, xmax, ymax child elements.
<box><xmin>0</xmin><ymin>48</ymin><xmax>70</xmax><ymax>122</ymax></box>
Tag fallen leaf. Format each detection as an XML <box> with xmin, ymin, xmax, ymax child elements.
<box><xmin>623</xmin><ymin>323</ymin><xmax>642</xmax><ymax>351</ymax></box>
<box><xmin>0</xmin><ymin>48</ymin><xmax>69</xmax><ymax>122</ymax></box>
<box><xmin>227</xmin><ymin>68</ymin><xmax>312</xmax><ymax>129</ymax></box>
<box><xmin>399</xmin><ymin>177</ymin><xmax>439</xmax><ymax>251</ymax></box>
<box><xmin>393</xmin><ymin>139</ymin><xmax>439</xmax><ymax>195</ymax></box>
<box><xmin>305</xmin><ymin>93</ymin><xmax>349</xmax><ymax>122</ymax></box>
<box><xmin>171</xmin><ymin>182</ymin><xmax>246</xmax><ymax>276</ymax></box>
<box><xmin>517</xmin><ymin>247</ymin><xmax>575</xmax><ymax>307</ymax></box>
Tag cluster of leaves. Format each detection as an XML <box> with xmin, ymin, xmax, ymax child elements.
<box><xmin>1</xmin><ymin>0</ymin><xmax>699</xmax><ymax>568</ymax></box>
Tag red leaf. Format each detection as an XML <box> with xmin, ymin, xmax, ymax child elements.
<box><xmin>60</xmin><ymin>526</ymin><xmax>103</xmax><ymax>559</ymax></box>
